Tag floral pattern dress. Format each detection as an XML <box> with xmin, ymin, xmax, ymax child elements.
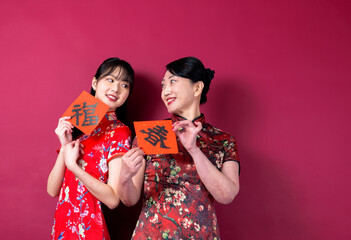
<box><xmin>132</xmin><ymin>114</ymin><xmax>240</xmax><ymax>240</ymax></box>
<box><xmin>51</xmin><ymin>111</ymin><xmax>131</xmax><ymax>240</ymax></box>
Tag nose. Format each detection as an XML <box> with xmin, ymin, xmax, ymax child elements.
<box><xmin>162</xmin><ymin>83</ymin><xmax>171</xmax><ymax>96</ymax></box>
<box><xmin>111</xmin><ymin>82</ymin><xmax>119</xmax><ymax>93</ymax></box>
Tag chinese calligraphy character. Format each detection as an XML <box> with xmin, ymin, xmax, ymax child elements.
<box><xmin>140</xmin><ymin>125</ymin><xmax>170</xmax><ymax>149</ymax></box>
<box><xmin>71</xmin><ymin>102</ymin><xmax>99</xmax><ymax>126</ymax></box>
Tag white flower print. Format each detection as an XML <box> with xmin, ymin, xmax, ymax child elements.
<box><xmin>81</xmin><ymin>210</ymin><xmax>89</xmax><ymax>218</ymax></box>
<box><xmin>78</xmin><ymin>224</ymin><xmax>85</xmax><ymax>238</ymax></box>
<box><xmin>99</xmin><ymin>158</ymin><xmax>108</xmax><ymax>174</ymax></box>
<box><xmin>109</xmin><ymin>141</ymin><xmax>116</xmax><ymax>158</ymax></box>
<box><xmin>150</xmin><ymin>213</ymin><xmax>159</xmax><ymax>224</ymax></box>
<box><xmin>78</xmin><ymin>159</ymin><xmax>87</xmax><ymax>170</ymax></box>
<box><xmin>58</xmin><ymin>188</ymin><xmax>63</xmax><ymax>202</ymax></box>
<box><xmin>194</xmin><ymin>222</ymin><xmax>200</xmax><ymax>232</ymax></box>
<box><xmin>173</xmin><ymin>190</ymin><xmax>186</xmax><ymax>206</ymax></box>
<box><xmin>181</xmin><ymin>217</ymin><xmax>193</xmax><ymax>229</ymax></box>
<box><xmin>77</xmin><ymin>181</ymin><xmax>85</xmax><ymax>194</ymax></box>
<box><xmin>64</xmin><ymin>186</ymin><xmax>69</xmax><ymax>202</ymax></box>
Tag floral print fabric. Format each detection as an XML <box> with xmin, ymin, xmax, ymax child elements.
<box><xmin>132</xmin><ymin>114</ymin><xmax>239</xmax><ymax>240</ymax></box>
<box><xmin>51</xmin><ymin>112</ymin><xmax>131</xmax><ymax>240</ymax></box>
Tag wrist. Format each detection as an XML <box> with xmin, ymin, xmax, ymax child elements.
<box><xmin>65</xmin><ymin>160</ymin><xmax>79</xmax><ymax>172</ymax></box>
<box><xmin>120</xmin><ymin>171</ymin><xmax>133</xmax><ymax>183</ymax></box>
<box><xmin>187</xmin><ymin>146</ymin><xmax>201</xmax><ymax>155</ymax></box>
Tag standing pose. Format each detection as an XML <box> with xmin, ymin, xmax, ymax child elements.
<box><xmin>118</xmin><ymin>57</ymin><xmax>240</xmax><ymax>239</ymax></box>
<box><xmin>47</xmin><ymin>58</ymin><xmax>134</xmax><ymax>240</ymax></box>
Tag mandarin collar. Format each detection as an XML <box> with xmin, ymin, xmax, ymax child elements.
<box><xmin>105</xmin><ymin>111</ymin><xmax>117</xmax><ymax>121</ymax></box>
<box><xmin>171</xmin><ymin>113</ymin><xmax>206</xmax><ymax>124</ymax></box>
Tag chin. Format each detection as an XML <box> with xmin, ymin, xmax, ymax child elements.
<box><xmin>166</xmin><ymin>103</ymin><xmax>178</xmax><ymax>113</ymax></box>
<box><xmin>165</xmin><ymin>106</ymin><xmax>175</xmax><ymax>114</ymax></box>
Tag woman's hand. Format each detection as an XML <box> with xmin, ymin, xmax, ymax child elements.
<box><xmin>118</xmin><ymin>147</ymin><xmax>146</xmax><ymax>206</ymax></box>
<box><xmin>120</xmin><ymin>147</ymin><xmax>145</xmax><ymax>179</ymax></box>
<box><xmin>63</xmin><ymin>140</ymin><xmax>84</xmax><ymax>171</ymax></box>
<box><xmin>55</xmin><ymin>116</ymin><xmax>74</xmax><ymax>146</ymax></box>
<box><xmin>172</xmin><ymin>120</ymin><xmax>202</xmax><ymax>151</ymax></box>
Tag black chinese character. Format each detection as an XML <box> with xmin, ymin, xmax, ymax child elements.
<box><xmin>140</xmin><ymin>125</ymin><xmax>170</xmax><ymax>149</ymax></box>
<box><xmin>71</xmin><ymin>102</ymin><xmax>99</xmax><ymax>126</ymax></box>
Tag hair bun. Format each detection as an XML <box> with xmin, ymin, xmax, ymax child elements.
<box><xmin>206</xmin><ymin>68</ymin><xmax>215</xmax><ymax>82</ymax></box>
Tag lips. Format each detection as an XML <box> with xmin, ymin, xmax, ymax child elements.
<box><xmin>106</xmin><ymin>94</ymin><xmax>118</xmax><ymax>102</ymax></box>
<box><xmin>166</xmin><ymin>97</ymin><xmax>176</xmax><ymax>105</ymax></box>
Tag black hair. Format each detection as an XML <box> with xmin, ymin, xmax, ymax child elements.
<box><xmin>166</xmin><ymin>56</ymin><xmax>214</xmax><ymax>104</ymax></box>
<box><xmin>72</xmin><ymin>57</ymin><xmax>134</xmax><ymax>140</ymax></box>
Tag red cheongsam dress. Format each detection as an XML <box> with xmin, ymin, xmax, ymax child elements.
<box><xmin>51</xmin><ymin>111</ymin><xmax>131</xmax><ymax>240</ymax></box>
<box><xmin>132</xmin><ymin>114</ymin><xmax>240</xmax><ymax>240</ymax></box>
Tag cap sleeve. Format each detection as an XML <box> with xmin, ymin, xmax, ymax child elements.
<box><xmin>107</xmin><ymin>126</ymin><xmax>132</xmax><ymax>163</ymax></box>
<box><xmin>223</xmin><ymin>136</ymin><xmax>240</xmax><ymax>173</ymax></box>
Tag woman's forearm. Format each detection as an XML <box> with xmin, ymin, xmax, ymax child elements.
<box><xmin>118</xmin><ymin>162</ymin><xmax>145</xmax><ymax>206</ymax></box>
<box><xmin>118</xmin><ymin>176</ymin><xmax>141</xmax><ymax>206</ymax></box>
<box><xmin>67</xmin><ymin>155</ymin><xmax>125</xmax><ymax>209</ymax></box>
<box><xmin>68</xmin><ymin>164</ymin><xmax>120</xmax><ymax>209</ymax></box>
<box><xmin>47</xmin><ymin>150</ymin><xmax>66</xmax><ymax>197</ymax></box>
<box><xmin>188</xmin><ymin>147</ymin><xmax>240</xmax><ymax>204</ymax></box>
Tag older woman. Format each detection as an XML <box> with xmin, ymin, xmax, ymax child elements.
<box><xmin>118</xmin><ymin>57</ymin><xmax>240</xmax><ymax>239</ymax></box>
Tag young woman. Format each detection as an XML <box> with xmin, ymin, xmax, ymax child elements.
<box><xmin>47</xmin><ymin>57</ymin><xmax>134</xmax><ymax>240</ymax></box>
<box><xmin>118</xmin><ymin>57</ymin><xmax>240</xmax><ymax>239</ymax></box>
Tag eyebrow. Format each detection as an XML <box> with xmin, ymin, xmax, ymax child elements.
<box><xmin>162</xmin><ymin>74</ymin><xmax>176</xmax><ymax>82</ymax></box>
<box><xmin>108</xmin><ymin>74</ymin><xmax>130</xmax><ymax>83</ymax></box>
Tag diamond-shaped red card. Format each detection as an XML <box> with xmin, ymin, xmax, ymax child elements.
<box><xmin>62</xmin><ymin>90</ymin><xmax>109</xmax><ymax>135</ymax></box>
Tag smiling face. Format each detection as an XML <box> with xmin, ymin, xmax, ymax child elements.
<box><xmin>92</xmin><ymin>67</ymin><xmax>130</xmax><ymax>112</ymax></box>
<box><xmin>161</xmin><ymin>70</ymin><xmax>203</xmax><ymax>119</ymax></box>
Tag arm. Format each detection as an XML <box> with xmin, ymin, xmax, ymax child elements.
<box><xmin>47</xmin><ymin>150</ymin><xmax>66</xmax><ymax>197</ymax></box>
<box><xmin>117</xmin><ymin>147</ymin><xmax>145</xmax><ymax>206</ymax></box>
<box><xmin>47</xmin><ymin>117</ymin><xmax>73</xmax><ymax>197</ymax></box>
<box><xmin>173</xmin><ymin>121</ymin><xmax>240</xmax><ymax>204</ymax></box>
<box><xmin>63</xmin><ymin>140</ymin><xmax>124</xmax><ymax>209</ymax></box>
<box><xmin>188</xmin><ymin>148</ymin><xmax>240</xmax><ymax>204</ymax></box>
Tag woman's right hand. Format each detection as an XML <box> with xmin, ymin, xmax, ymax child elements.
<box><xmin>55</xmin><ymin>116</ymin><xmax>74</xmax><ymax>146</ymax></box>
<box><xmin>63</xmin><ymin>140</ymin><xmax>84</xmax><ymax>172</ymax></box>
<box><xmin>120</xmin><ymin>147</ymin><xmax>145</xmax><ymax>179</ymax></box>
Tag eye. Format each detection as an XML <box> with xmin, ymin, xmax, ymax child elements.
<box><xmin>170</xmin><ymin>79</ymin><xmax>176</xmax><ymax>83</ymax></box>
<box><xmin>121</xmin><ymin>83</ymin><xmax>129</xmax><ymax>88</ymax></box>
<box><xmin>107</xmin><ymin>78</ymin><xmax>114</xmax><ymax>83</ymax></box>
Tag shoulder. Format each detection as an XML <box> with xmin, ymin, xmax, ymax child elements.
<box><xmin>203</xmin><ymin>122</ymin><xmax>238</xmax><ymax>151</ymax></box>
<box><xmin>117</xmin><ymin>120</ymin><xmax>131</xmax><ymax>133</ymax></box>
<box><xmin>109</xmin><ymin>120</ymin><xmax>132</xmax><ymax>139</ymax></box>
<box><xmin>203</xmin><ymin>122</ymin><xmax>235</xmax><ymax>141</ymax></box>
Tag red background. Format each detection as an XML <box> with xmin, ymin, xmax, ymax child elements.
<box><xmin>1</xmin><ymin>0</ymin><xmax>350</xmax><ymax>239</ymax></box>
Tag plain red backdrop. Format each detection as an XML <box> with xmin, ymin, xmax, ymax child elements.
<box><xmin>0</xmin><ymin>0</ymin><xmax>350</xmax><ymax>239</ymax></box>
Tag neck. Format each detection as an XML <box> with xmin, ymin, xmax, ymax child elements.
<box><xmin>107</xmin><ymin>110</ymin><xmax>117</xmax><ymax>117</ymax></box>
<box><xmin>175</xmin><ymin>106</ymin><xmax>201</xmax><ymax>121</ymax></box>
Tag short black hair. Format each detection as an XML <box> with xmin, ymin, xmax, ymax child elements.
<box><xmin>166</xmin><ymin>56</ymin><xmax>214</xmax><ymax>104</ymax></box>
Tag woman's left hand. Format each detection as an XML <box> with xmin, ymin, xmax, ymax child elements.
<box><xmin>172</xmin><ymin>120</ymin><xmax>202</xmax><ymax>151</ymax></box>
